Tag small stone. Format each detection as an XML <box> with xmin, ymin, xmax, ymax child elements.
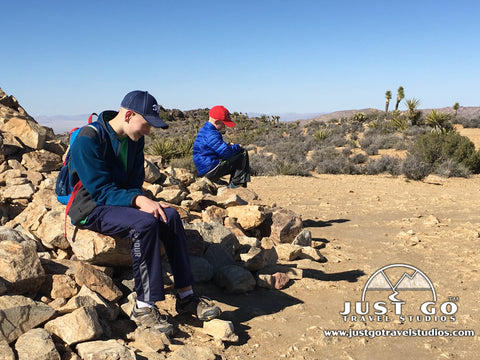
<box><xmin>275</xmin><ymin>243</ymin><xmax>302</xmax><ymax>261</ymax></box>
<box><xmin>202</xmin><ymin>319</ymin><xmax>238</xmax><ymax>342</ymax></box>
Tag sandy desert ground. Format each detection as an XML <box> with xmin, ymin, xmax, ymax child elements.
<box><xmin>213</xmin><ymin>173</ymin><xmax>479</xmax><ymax>360</ymax></box>
<box><xmin>188</xmin><ymin>173</ymin><xmax>480</xmax><ymax>359</ymax></box>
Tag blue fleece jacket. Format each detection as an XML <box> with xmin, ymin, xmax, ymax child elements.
<box><xmin>193</xmin><ymin>122</ymin><xmax>242</xmax><ymax>175</ymax></box>
<box><xmin>68</xmin><ymin>111</ymin><xmax>144</xmax><ymax>224</ymax></box>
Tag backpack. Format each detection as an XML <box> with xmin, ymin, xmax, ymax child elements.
<box><xmin>55</xmin><ymin>113</ymin><xmax>101</xmax><ymax>205</ymax></box>
<box><xmin>56</xmin><ymin>113</ymin><xmax>110</xmax><ymax>237</ymax></box>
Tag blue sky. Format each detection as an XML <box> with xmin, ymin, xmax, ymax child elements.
<box><xmin>2</xmin><ymin>0</ymin><xmax>480</xmax><ymax>124</ymax></box>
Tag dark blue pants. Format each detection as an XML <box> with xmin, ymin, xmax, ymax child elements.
<box><xmin>82</xmin><ymin>206</ymin><xmax>194</xmax><ymax>303</ymax></box>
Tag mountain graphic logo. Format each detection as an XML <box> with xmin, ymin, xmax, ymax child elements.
<box><xmin>361</xmin><ymin>263</ymin><xmax>436</xmax><ymax>302</ymax></box>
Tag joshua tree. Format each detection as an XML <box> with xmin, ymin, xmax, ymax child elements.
<box><xmin>385</xmin><ymin>90</ymin><xmax>392</xmax><ymax>112</ymax></box>
<box><xmin>405</xmin><ymin>98</ymin><xmax>421</xmax><ymax>126</ymax></box>
<box><xmin>395</xmin><ymin>86</ymin><xmax>405</xmax><ymax>111</ymax></box>
<box><xmin>270</xmin><ymin>115</ymin><xmax>280</xmax><ymax>125</ymax></box>
<box><xmin>453</xmin><ymin>102</ymin><xmax>460</xmax><ymax>117</ymax></box>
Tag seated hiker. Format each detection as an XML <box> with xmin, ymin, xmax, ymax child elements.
<box><xmin>68</xmin><ymin>90</ymin><xmax>221</xmax><ymax>336</ymax></box>
<box><xmin>193</xmin><ymin>105</ymin><xmax>251</xmax><ymax>188</ymax></box>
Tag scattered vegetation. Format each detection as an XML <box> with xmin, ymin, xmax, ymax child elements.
<box><xmin>145</xmin><ymin>90</ymin><xmax>480</xmax><ymax>180</ymax></box>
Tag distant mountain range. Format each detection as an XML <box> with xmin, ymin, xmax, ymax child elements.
<box><xmin>35</xmin><ymin>114</ymin><xmax>93</xmax><ymax>134</ymax></box>
<box><xmin>300</xmin><ymin>106</ymin><xmax>480</xmax><ymax>125</ymax></box>
<box><xmin>35</xmin><ymin>112</ymin><xmax>327</xmax><ymax>133</ymax></box>
<box><xmin>35</xmin><ymin>106</ymin><xmax>480</xmax><ymax>134</ymax></box>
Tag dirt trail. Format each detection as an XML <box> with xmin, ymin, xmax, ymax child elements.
<box><xmin>209</xmin><ymin>174</ymin><xmax>480</xmax><ymax>360</ymax></box>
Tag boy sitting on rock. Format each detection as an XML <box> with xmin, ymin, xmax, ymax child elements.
<box><xmin>193</xmin><ymin>105</ymin><xmax>250</xmax><ymax>188</ymax></box>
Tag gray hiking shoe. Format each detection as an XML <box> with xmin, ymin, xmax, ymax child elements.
<box><xmin>130</xmin><ymin>304</ymin><xmax>174</xmax><ymax>336</ymax></box>
<box><xmin>175</xmin><ymin>294</ymin><xmax>221</xmax><ymax>321</ymax></box>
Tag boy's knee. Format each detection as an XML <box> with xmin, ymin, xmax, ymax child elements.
<box><xmin>164</xmin><ymin>207</ymin><xmax>181</xmax><ymax>222</ymax></box>
<box><xmin>135</xmin><ymin>212</ymin><xmax>160</xmax><ymax>233</ymax></box>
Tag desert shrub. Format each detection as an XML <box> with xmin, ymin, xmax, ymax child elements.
<box><xmin>263</xmin><ymin>133</ymin><xmax>317</xmax><ymax>163</ymax></box>
<box><xmin>436</xmin><ymin>159</ymin><xmax>471</xmax><ymax>178</ymax></box>
<box><xmin>250</xmin><ymin>153</ymin><xmax>276</xmax><ymax>176</ymax></box>
<box><xmin>410</xmin><ymin>132</ymin><xmax>444</xmax><ymax>165</ymax></box>
<box><xmin>250</xmin><ymin>153</ymin><xmax>312</xmax><ymax>176</ymax></box>
<box><xmin>359</xmin><ymin>133</ymin><xmax>405</xmax><ymax>151</ymax></box>
<box><xmin>305</xmin><ymin>120</ymin><xmax>325</xmax><ymax>130</ymax></box>
<box><xmin>311</xmin><ymin>147</ymin><xmax>360</xmax><ymax>174</ymax></box>
<box><xmin>402</xmin><ymin>155</ymin><xmax>432</xmax><ymax>180</ymax></box>
<box><xmin>345</xmin><ymin>120</ymin><xmax>365</xmax><ymax>133</ymax></box>
<box><xmin>328</xmin><ymin>134</ymin><xmax>348</xmax><ymax>147</ymax></box>
<box><xmin>442</xmin><ymin>132</ymin><xmax>476</xmax><ymax>164</ymax></box>
<box><xmin>351</xmin><ymin>153</ymin><xmax>369</xmax><ymax>164</ymax></box>
<box><xmin>315</xmin><ymin>157</ymin><xmax>362</xmax><ymax>175</ymax></box>
<box><xmin>364</xmin><ymin>156</ymin><xmax>401</xmax><ymax>175</ymax></box>
<box><xmin>310</xmin><ymin>147</ymin><xmax>339</xmax><ymax>162</ymax></box>
<box><xmin>341</xmin><ymin>147</ymin><xmax>352</xmax><ymax>156</ymax></box>
<box><xmin>411</xmin><ymin>131</ymin><xmax>480</xmax><ymax>173</ymax></box>
<box><xmin>315</xmin><ymin>157</ymin><xmax>361</xmax><ymax>174</ymax></box>
<box><xmin>402</xmin><ymin>125</ymin><xmax>429</xmax><ymax>138</ymax></box>
<box><xmin>274</xmin><ymin>160</ymin><xmax>311</xmax><ymax>176</ymax></box>
<box><xmin>458</xmin><ymin>117</ymin><xmax>480</xmax><ymax>128</ymax></box>
<box><xmin>364</xmin><ymin>144</ymin><xmax>379</xmax><ymax>156</ymax></box>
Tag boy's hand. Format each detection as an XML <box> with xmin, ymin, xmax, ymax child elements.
<box><xmin>134</xmin><ymin>195</ymin><xmax>170</xmax><ymax>222</ymax></box>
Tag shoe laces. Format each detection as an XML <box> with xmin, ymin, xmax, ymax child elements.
<box><xmin>196</xmin><ymin>295</ymin><xmax>216</xmax><ymax>307</ymax></box>
<box><xmin>151</xmin><ymin>307</ymin><xmax>169</xmax><ymax>323</ymax></box>
<box><xmin>138</xmin><ymin>305</ymin><xmax>169</xmax><ymax>324</ymax></box>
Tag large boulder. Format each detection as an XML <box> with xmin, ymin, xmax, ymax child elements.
<box><xmin>0</xmin><ymin>227</ymin><xmax>45</xmax><ymax>295</ymax></box>
<box><xmin>15</xmin><ymin>328</ymin><xmax>61</xmax><ymax>360</ymax></box>
<box><xmin>44</xmin><ymin>306</ymin><xmax>103</xmax><ymax>345</ymax></box>
<box><xmin>269</xmin><ymin>207</ymin><xmax>303</xmax><ymax>244</ymax></box>
<box><xmin>0</xmin><ymin>117</ymin><xmax>47</xmax><ymax>150</ymax></box>
<box><xmin>0</xmin><ymin>295</ymin><xmax>55</xmax><ymax>344</ymax></box>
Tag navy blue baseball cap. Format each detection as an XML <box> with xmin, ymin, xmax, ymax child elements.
<box><xmin>121</xmin><ymin>90</ymin><xmax>168</xmax><ymax>129</ymax></box>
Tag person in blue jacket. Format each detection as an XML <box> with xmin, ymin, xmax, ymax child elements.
<box><xmin>193</xmin><ymin>105</ymin><xmax>250</xmax><ymax>188</ymax></box>
<box><xmin>68</xmin><ymin>90</ymin><xmax>220</xmax><ymax>336</ymax></box>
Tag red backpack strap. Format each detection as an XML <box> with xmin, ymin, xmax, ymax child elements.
<box><xmin>64</xmin><ymin>180</ymin><xmax>83</xmax><ymax>238</ymax></box>
<box><xmin>88</xmin><ymin>113</ymin><xmax>98</xmax><ymax>124</ymax></box>
<box><xmin>68</xmin><ymin>127</ymin><xmax>80</xmax><ymax>143</ymax></box>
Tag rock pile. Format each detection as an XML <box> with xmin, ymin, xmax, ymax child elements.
<box><xmin>0</xmin><ymin>88</ymin><xmax>326</xmax><ymax>359</ymax></box>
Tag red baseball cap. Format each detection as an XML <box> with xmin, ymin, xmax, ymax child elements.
<box><xmin>209</xmin><ymin>105</ymin><xmax>236</xmax><ymax>127</ymax></box>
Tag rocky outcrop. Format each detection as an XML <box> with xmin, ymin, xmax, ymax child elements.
<box><xmin>0</xmin><ymin>88</ymin><xmax>327</xmax><ymax>359</ymax></box>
